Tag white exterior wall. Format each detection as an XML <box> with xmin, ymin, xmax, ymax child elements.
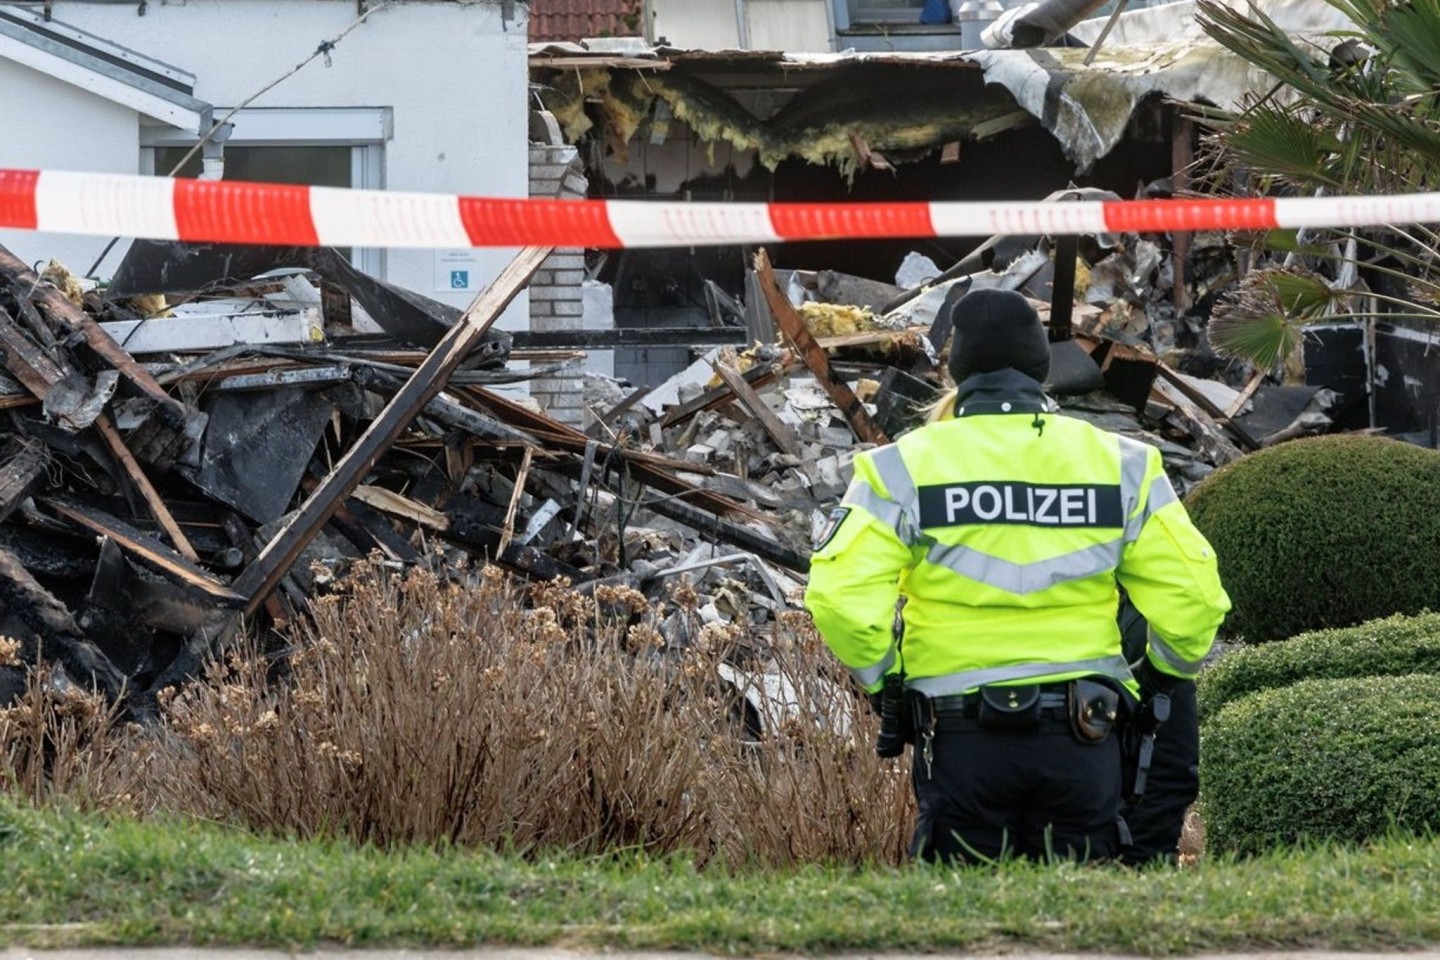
<box><xmin>0</xmin><ymin>0</ymin><xmax>529</xmax><ymax>326</ymax></box>
<box><xmin>0</xmin><ymin>57</ymin><xmax>140</xmax><ymax>274</ymax></box>
<box><xmin>649</xmin><ymin>0</ymin><xmax>742</xmax><ymax>49</ymax></box>
<box><xmin>649</xmin><ymin>0</ymin><xmax>831</xmax><ymax>51</ymax></box>
<box><xmin>746</xmin><ymin>0</ymin><xmax>833</xmax><ymax>52</ymax></box>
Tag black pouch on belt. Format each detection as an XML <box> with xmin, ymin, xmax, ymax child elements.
<box><xmin>1068</xmin><ymin>678</ymin><xmax>1120</xmax><ymax>743</ymax></box>
<box><xmin>978</xmin><ymin>684</ymin><xmax>1041</xmax><ymax>731</ymax></box>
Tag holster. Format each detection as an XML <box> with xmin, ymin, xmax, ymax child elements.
<box><xmin>1068</xmin><ymin>678</ymin><xmax>1121</xmax><ymax>743</ymax></box>
<box><xmin>1121</xmin><ymin>692</ymin><xmax>1171</xmax><ymax>803</ymax></box>
<box><xmin>875</xmin><ymin>673</ymin><xmax>913</xmax><ymax>758</ymax></box>
<box><xmin>977</xmin><ymin>684</ymin><xmax>1041</xmax><ymax>731</ymax></box>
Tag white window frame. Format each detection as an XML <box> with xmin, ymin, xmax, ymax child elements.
<box><xmin>140</xmin><ymin>107</ymin><xmax>393</xmax><ymax>278</ymax></box>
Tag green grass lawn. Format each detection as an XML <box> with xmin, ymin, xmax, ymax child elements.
<box><xmin>3</xmin><ymin>797</ymin><xmax>1439</xmax><ymax>955</ymax></box>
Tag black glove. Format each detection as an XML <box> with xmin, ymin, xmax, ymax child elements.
<box><xmin>868</xmin><ymin>691</ymin><xmax>885</xmax><ymax>717</ymax></box>
<box><xmin>1134</xmin><ymin>658</ymin><xmax>1180</xmax><ymax>703</ymax></box>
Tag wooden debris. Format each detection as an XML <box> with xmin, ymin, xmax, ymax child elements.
<box><xmin>0</xmin><ymin>245</ymin><xmax>187</xmax><ymax>422</ymax></box>
<box><xmin>231</xmin><ymin>244</ymin><xmax>553</xmax><ymax>618</ymax></box>
<box><xmin>93</xmin><ymin>415</ymin><xmax>200</xmax><ymax>561</ymax></box>
<box><xmin>754</xmin><ymin>249</ymin><xmax>889</xmax><ymax>445</ymax></box>
<box><xmin>42</xmin><ymin>497</ymin><xmax>243</xmax><ymax>603</ymax></box>
<box><xmin>0</xmin><ymin>438</ymin><xmax>47</xmax><ymax>524</ymax></box>
<box><xmin>713</xmin><ymin>361</ymin><xmax>801</xmax><ymax>457</ymax></box>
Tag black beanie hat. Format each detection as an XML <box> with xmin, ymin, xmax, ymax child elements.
<box><xmin>945</xmin><ymin>288</ymin><xmax>1051</xmax><ymax>385</ymax></box>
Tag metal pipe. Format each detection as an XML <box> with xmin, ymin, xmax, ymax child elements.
<box><xmin>992</xmin><ymin>0</ymin><xmax>1112</xmax><ymax>48</ymax></box>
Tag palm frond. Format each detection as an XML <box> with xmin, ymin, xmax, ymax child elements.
<box><xmin>1209</xmin><ymin>269</ymin><xmax>1335</xmax><ymax>368</ymax></box>
<box><xmin>1223</xmin><ymin>107</ymin><xmax>1345</xmax><ymax>188</ymax></box>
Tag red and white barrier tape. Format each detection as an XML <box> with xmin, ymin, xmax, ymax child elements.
<box><xmin>4</xmin><ymin>169</ymin><xmax>1440</xmax><ymax>249</ymax></box>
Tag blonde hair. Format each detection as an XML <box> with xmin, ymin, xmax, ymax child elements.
<box><xmin>922</xmin><ymin>386</ymin><xmax>959</xmax><ymax>424</ymax></box>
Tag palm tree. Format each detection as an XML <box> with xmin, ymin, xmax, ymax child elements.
<box><xmin>1194</xmin><ymin>0</ymin><xmax>1440</xmax><ymax>369</ymax></box>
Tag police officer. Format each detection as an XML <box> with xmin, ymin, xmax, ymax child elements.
<box><xmin>805</xmin><ymin>288</ymin><xmax>1230</xmax><ymax>864</ymax></box>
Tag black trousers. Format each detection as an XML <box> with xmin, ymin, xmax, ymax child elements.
<box><xmin>1117</xmin><ymin>597</ymin><xmax>1201</xmax><ymax>864</ymax></box>
<box><xmin>1119</xmin><ymin>679</ymin><xmax>1199</xmax><ymax>864</ymax></box>
<box><xmin>910</xmin><ymin>715</ymin><xmax>1122</xmax><ymax>864</ymax></box>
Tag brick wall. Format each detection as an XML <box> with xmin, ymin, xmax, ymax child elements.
<box><xmin>528</xmin><ymin>140</ymin><xmax>588</xmax><ymax>427</ymax></box>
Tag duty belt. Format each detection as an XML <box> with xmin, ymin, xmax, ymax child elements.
<box><xmin>921</xmin><ymin>683</ymin><xmax>1071</xmax><ymax>720</ymax></box>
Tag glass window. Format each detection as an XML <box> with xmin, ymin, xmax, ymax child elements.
<box><xmin>154</xmin><ymin>145</ymin><xmax>352</xmax><ymax>187</ymax></box>
<box><xmin>851</xmin><ymin>0</ymin><xmax>927</xmax><ymax>23</ymax></box>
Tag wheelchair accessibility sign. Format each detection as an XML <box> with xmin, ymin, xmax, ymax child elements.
<box><xmin>434</xmin><ymin>249</ymin><xmax>484</xmax><ymax>292</ymax></box>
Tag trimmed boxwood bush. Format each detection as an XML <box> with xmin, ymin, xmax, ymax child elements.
<box><xmin>1185</xmin><ymin>435</ymin><xmax>1440</xmax><ymax>641</ymax></box>
<box><xmin>1201</xmin><ymin>673</ymin><xmax>1440</xmax><ymax>856</ymax></box>
<box><xmin>1198</xmin><ymin>611</ymin><xmax>1440</xmax><ymax>719</ymax></box>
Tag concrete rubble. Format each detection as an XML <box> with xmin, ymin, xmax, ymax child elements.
<box><xmin>0</xmin><ymin>226</ymin><xmax>1343</xmax><ymax>722</ymax></box>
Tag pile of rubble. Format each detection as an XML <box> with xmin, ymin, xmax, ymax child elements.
<box><xmin>0</xmin><ymin>225</ymin><xmax>1339</xmax><ymax>715</ymax></box>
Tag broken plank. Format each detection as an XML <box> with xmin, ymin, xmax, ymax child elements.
<box><xmin>0</xmin><ymin>438</ymin><xmax>47</xmax><ymax>524</ymax></box>
<box><xmin>212</xmin><ymin>364</ymin><xmax>353</xmax><ymax>392</ymax></box>
<box><xmin>351</xmin><ymin>484</ymin><xmax>450</xmax><ymax>531</ymax></box>
<box><xmin>93</xmin><ymin>415</ymin><xmax>201</xmax><ymax>562</ymax></box>
<box><xmin>644</xmin><ymin>492</ymin><xmax>809</xmax><ymax>574</ymax></box>
<box><xmin>754</xmin><ymin>249</ymin><xmax>889</xmax><ymax>446</ymax></box>
<box><xmin>497</xmin><ymin>447</ymin><xmax>533</xmax><ymax>557</ymax></box>
<box><xmin>0</xmin><ymin>304</ymin><xmax>66</xmax><ymax>397</ymax></box>
<box><xmin>461</xmin><ymin>385</ymin><xmax>768</xmax><ymax>524</ymax></box>
<box><xmin>813</xmin><ymin>328</ymin><xmax>928</xmax><ymax>351</ymax></box>
<box><xmin>1154</xmin><ymin>363</ymin><xmax>1261</xmax><ymax>451</ymax></box>
<box><xmin>99</xmin><ymin>308</ymin><xmax>322</xmax><ymax>355</ymax></box>
<box><xmin>1150</xmin><ymin>378</ymin><xmax>1244</xmax><ymax>465</ymax></box>
<box><xmin>713</xmin><ymin>361</ymin><xmax>801</xmax><ymax>457</ymax></box>
<box><xmin>658</xmin><ymin>360</ymin><xmax>789</xmax><ymax>429</ymax></box>
<box><xmin>41</xmin><ymin>497</ymin><xmax>243</xmax><ymax>603</ymax></box>
<box><xmin>1225</xmin><ymin>367</ymin><xmax>1267</xmax><ymax>418</ymax></box>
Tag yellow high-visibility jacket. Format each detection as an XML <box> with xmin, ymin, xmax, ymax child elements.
<box><xmin>805</xmin><ymin>369</ymin><xmax>1230</xmax><ymax>698</ymax></box>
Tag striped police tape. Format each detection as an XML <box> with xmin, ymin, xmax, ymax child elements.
<box><xmin>4</xmin><ymin>168</ymin><xmax>1440</xmax><ymax>249</ymax></box>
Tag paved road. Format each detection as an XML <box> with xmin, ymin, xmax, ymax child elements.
<box><xmin>6</xmin><ymin>951</ymin><xmax>1440</xmax><ymax>960</ymax></box>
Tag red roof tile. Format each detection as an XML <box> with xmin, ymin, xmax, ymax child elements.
<box><xmin>528</xmin><ymin>0</ymin><xmax>644</xmax><ymax>41</ymax></box>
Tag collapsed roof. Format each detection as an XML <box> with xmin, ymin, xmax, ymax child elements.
<box><xmin>530</xmin><ymin>0</ymin><xmax>1357</xmax><ymax>173</ymax></box>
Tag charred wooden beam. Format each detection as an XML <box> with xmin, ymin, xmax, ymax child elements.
<box><xmin>93</xmin><ymin>415</ymin><xmax>200</xmax><ymax>561</ymax></box>
<box><xmin>1153</xmin><ymin>363</ymin><xmax>1262</xmax><ymax>452</ymax></box>
<box><xmin>42</xmin><ymin>497</ymin><xmax>244</xmax><ymax>604</ymax></box>
<box><xmin>230</xmin><ymin>244</ymin><xmax>552</xmax><ymax>618</ymax></box>
<box><xmin>0</xmin><ymin>245</ymin><xmax>186</xmax><ymax>424</ymax></box>
<box><xmin>0</xmin><ymin>304</ymin><xmax>66</xmax><ymax>398</ymax></box>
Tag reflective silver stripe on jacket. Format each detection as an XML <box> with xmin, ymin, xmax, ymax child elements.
<box><xmin>1119</xmin><ymin>436</ymin><xmax>1171</xmax><ymax>543</ymax></box>
<box><xmin>859</xmin><ymin>445</ymin><xmax>921</xmax><ymax>545</ymax></box>
<box><xmin>841</xmin><ymin>481</ymin><xmax>907</xmax><ymax>537</ymax></box>
<box><xmin>851</xmin><ymin>644</ymin><xmax>898</xmax><ymax>688</ymax></box>
<box><xmin>1146</xmin><ymin>623</ymin><xmax>1207</xmax><ymax>676</ymax></box>
<box><xmin>925</xmin><ymin>539</ymin><xmax>1123</xmax><ymax>594</ymax></box>
<box><xmin>906</xmin><ymin>654</ymin><xmax>1134</xmax><ymax>697</ymax></box>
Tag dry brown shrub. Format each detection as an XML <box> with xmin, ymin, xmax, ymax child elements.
<box><xmin>142</xmin><ymin>558</ymin><xmax>915</xmax><ymax>866</ymax></box>
<box><xmin>0</xmin><ymin>661</ymin><xmax>140</xmax><ymax>808</ymax></box>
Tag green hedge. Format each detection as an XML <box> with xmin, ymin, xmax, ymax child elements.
<box><xmin>1185</xmin><ymin>435</ymin><xmax>1440</xmax><ymax>641</ymax></box>
<box><xmin>1201</xmin><ymin>673</ymin><xmax>1440</xmax><ymax>856</ymax></box>
<box><xmin>1198</xmin><ymin>611</ymin><xmax>1440</xmax><ymax>719</ymax></box>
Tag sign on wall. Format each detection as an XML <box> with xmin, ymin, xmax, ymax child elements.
<box><xmin>434</xmin><ymin>249</ymin><xmax>486</xmax><ymax>293</ymax></box>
